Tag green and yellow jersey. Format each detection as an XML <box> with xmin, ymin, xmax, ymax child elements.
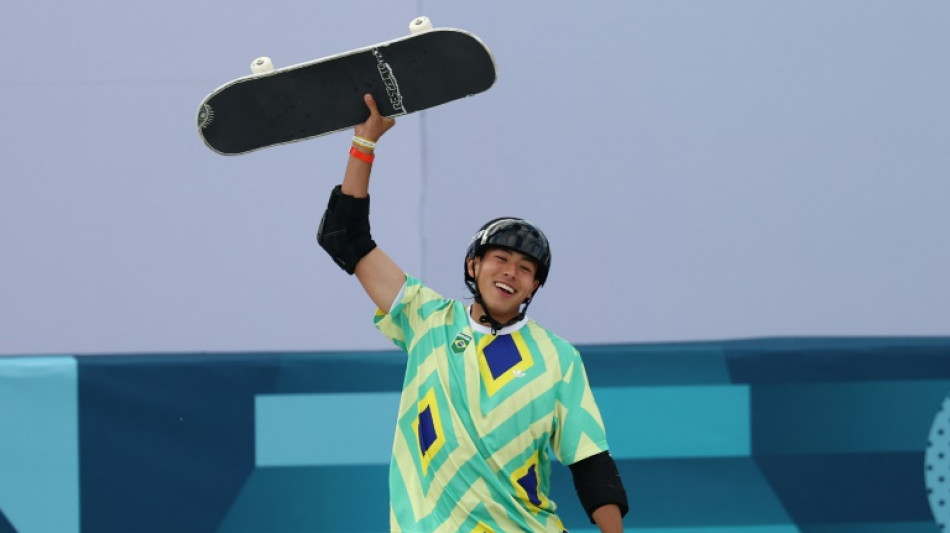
<box><xmin>375</xmin><ymin>276</ymin><xmax>609</xmax><ymax>533</ymax></box>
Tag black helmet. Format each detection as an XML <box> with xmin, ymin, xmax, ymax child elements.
<box><xmin>464</xmin><ymin>217</ymin><xmax>552</xmax><ymax>296</ymax></box>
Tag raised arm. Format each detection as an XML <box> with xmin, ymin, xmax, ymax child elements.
<box><xmin>317</xmin><ymin>94</ymin><xmax>406</xmax><ymax>312</ymax></box>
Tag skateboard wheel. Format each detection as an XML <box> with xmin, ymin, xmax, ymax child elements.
<box><xmin>409</xmin><ymin>16</ymin><xmax>433</xmax><ymax>34</ymax></box>
<box><xmin>250</xmin><ymin>57</ymin><xmax>274</xmax><ymax>74</ymax></box>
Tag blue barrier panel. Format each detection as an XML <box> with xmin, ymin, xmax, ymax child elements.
<box><xmin>1</xmin><ymin>337</ymin><xmax>949</xmax><ymax>532</ymax></box>
<box><xmin>256</xmin><ymin>392</ymin><xmax>401</xmax><ymax>466</ymax></box>
<box><xmin>0</xmin><ymin>357</ymin><xmax>78</xmax><ymax>533</ymax></box>
<box><xmin>596</xmin><ymin>385</ymin><xmax>750</xmax><ymax>459</ymax></box>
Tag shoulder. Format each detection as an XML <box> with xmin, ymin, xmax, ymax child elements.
<box><xmin>524</xmin><ymin>319</ymin><xmax>576</xmax><ymax>351</ymax></box>
<box><xmin>386</xmin><ymin>275</ymin><xmax>463</xmax><ymax>322</ymax></box>
<box><xmin>374</xmin><ymin>276</ymin><xmax>467</xmax><ymax>351</ymax></box>
<box><xmin>522</xmin><ymin>320</ymin><xmax>583</xmax><ymax>368</ymax></box>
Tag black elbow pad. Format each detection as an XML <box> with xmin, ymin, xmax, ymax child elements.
<box><xmin>569</xmin><ymin>451</ymin><xmax>629</xmax><ymax>524</ymax></box>
<box><xmin>317</xmin><ymin>185</ymin><xmax>376</xmax><ymax>274</ymax></box>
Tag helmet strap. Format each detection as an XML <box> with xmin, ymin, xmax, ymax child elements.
<box><xmin>471</xmin><ymin>291</ymin><xmax>533</xmax><ymax>335</ymax></box>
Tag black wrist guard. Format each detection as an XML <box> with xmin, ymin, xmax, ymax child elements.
<box><xmin>317</xmin><ymin>185</ymin><xmax>377</xmax><ymax>274</ymax></box>
<box><xmin>569</xmin><ymin>451</ymin><xmax>629</xmax><ymax>523</ymax></box>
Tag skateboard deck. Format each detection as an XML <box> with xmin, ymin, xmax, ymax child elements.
<box><xmin>197</xmin><ymin>20</ymin><xmax>496</xmax><ymax>155</ymax></box>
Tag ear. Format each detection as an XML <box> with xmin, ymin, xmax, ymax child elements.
<box><xmin>466</xmin><ymin>257</ymin><xmax>479</xmax><ymax>278</ymax></box>
<box><xmin>531</xmin><ymin>279</ymin><xmax>540</xmax><ymax>294</ymax></box>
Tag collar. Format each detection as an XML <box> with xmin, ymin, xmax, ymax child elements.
<box><xmin>467</xmin><ymin>305</ymin><xmax>529</xmax><ymax>335</ymax></box>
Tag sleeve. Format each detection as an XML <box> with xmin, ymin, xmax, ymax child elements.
<box><xmin>373</xmin><ymin>275</ymin><xmax>454</xmax><ymax>353</ymax></box>
<box><xmin>373</xmin><ymin>276</ymin><xmax>416</xmax><ymax>352</ymax></box>
<box><xmin>569</xmin><ymin>451</ymin><xmax>629</xmax><ymax>523</ymax></box>
<box><xmin>550</xmin><ymin>348</ymin><xmax>610</xmax><ymax>465</ymax></box>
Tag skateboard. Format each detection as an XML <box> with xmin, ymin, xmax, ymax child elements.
<box><xmin>197</xmin><ymin>17</ymin><xmax>497</xmax><ymax>155</ymax></box>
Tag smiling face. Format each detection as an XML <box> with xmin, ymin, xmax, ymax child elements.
<box><xmin>467</xmin><ymin>246</ymin><xmax>541</xmax><ymax>325</ymax></box>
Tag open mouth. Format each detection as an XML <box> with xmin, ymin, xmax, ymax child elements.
<box><xmin>494</xmin><ymin>282</ymin><xmax>516</xmax><ymax>295</ymax></box>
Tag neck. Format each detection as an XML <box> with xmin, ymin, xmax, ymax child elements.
<box><xmin>468</xmin><ymin>302</ymin><xmax>528</xmax><ymax>336</ymax></box>
<box><xmin>469</xmin><ymin>301</ymin><xmax>517</xmax><ymax>326</ymax></box>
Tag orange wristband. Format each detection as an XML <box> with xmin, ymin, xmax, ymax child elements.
<box><xmin>349</xmin><ymin>146</ymin><xmax>375</xmax><ymax>163</ymax></box>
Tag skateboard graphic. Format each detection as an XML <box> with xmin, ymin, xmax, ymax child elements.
<box><xmin>197</xmin><ymin>17</ymin><xmax>497</xmax><ymax>155</ymax></box>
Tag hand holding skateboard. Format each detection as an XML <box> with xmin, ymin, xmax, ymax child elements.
<box><xmin>355</xmin><ymin>94</ymin><xmax>396</xmax><ymax>144</ymax></box>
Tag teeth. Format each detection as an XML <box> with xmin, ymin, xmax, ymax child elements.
<box><xmin>495</xmin><ymin>282</ymin><xmax>515</xmax><ymax>294</ymax></box>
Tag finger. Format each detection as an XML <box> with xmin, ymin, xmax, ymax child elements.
<box><xmin>364</xmin><ymin>93</ymin><xmax>380</xmax><ymax>116</ymax></box>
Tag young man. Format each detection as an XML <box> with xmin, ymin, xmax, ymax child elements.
<box><xmin>317</xmin><ymin>94</ymin><xmax>628</xmax><ymax>532</ymax></box>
